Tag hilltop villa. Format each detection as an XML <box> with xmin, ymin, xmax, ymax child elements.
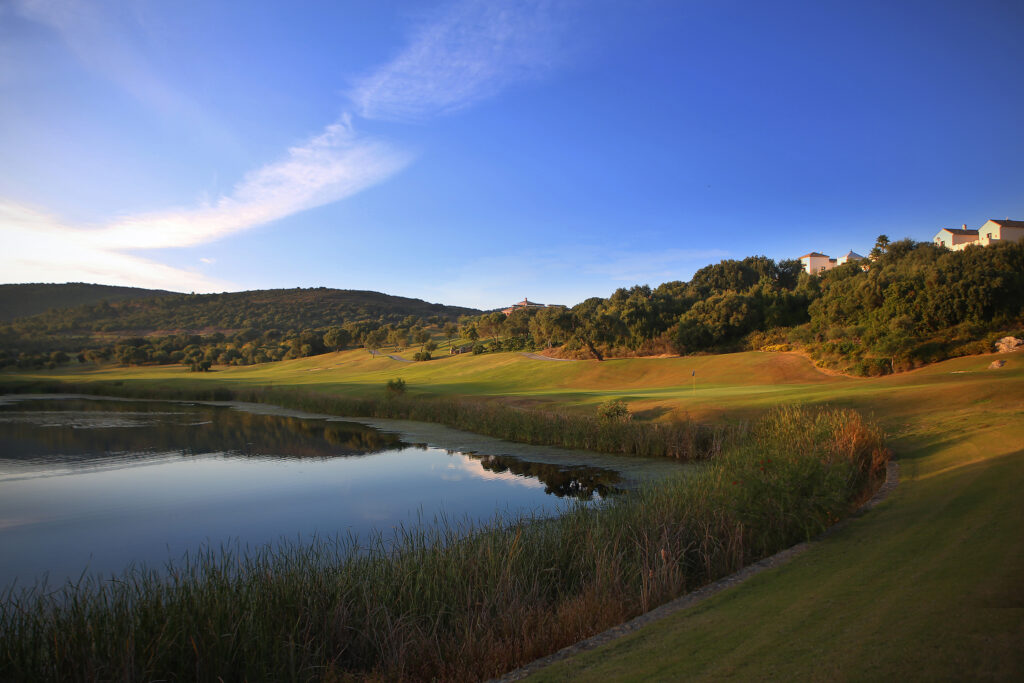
<box><xmin>933</xmin><ymin>219</ymin><xmax>1024</xmax><ymax>251</ymax></box>
<box><xmin>799</xmin><ymin>250</ymin><xmax>864</xmax><ymax>275</ymax></box>
<box><xmin>502</xmin><ymin>298</ymin><xmax>548</xmax><ymax>316</ymax></box>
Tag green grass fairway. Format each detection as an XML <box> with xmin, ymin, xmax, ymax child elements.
<box><xmin>6</xmin><ymin>347</ymin><xmax>1020</xmax><ymax>424</ymax></box>
<box><xmin>0</xmin><ymin>348</ymin><xmax>855</xmax><ymax>415</ymax></box>
<box><xmin>5</xmin><ymin>349</ymin><xmax>1024</xmax><ymax>678</ymax></box>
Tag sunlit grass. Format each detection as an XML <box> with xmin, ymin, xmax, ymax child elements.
<box><xmin>6</xmin><ymin>348</ymin><xmax>1018</xmax><ymax>428</ymax></box>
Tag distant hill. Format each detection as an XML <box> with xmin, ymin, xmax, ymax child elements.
<box><xmin>0</xmin><ymin>283</ymin><xmax>176</xmax><ymax>322</ymax></box>
<box><xmin>3</xmin><ymin>287</ymin><xmax>482</xmax><ymax>336</ymax></box>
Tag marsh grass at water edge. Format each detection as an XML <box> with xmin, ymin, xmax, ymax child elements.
<box><xmin>0</xmin><ymin>379</ymin><xmax>730</xmax><ymax>461</ymax></box>
<box><xmin>0</xmin><ymin>406</ymin><xmax>889</xmax><ymax>682</ymax></box>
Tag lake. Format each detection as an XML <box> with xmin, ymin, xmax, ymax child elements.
<box><xmin>0</xmin><ymin>395</ymin><xmax>669</xmax><ymax>589</ymax></box>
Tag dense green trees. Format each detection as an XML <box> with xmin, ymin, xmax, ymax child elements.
<box><xmin>806</xmin><ymin>240</ymin><xmax>1024</xmax><ymax>372</ymax></box>
<box><xmin>1</xmin><ymin>288</ymin><xmax>476</xmax><ymax>341</ymax></box>
<box><xmin>452</xmin><ymin>245</ymin><xmax>1022</xmax><ymax>373</ymax></box>
<box><xmin>323</xmin><ymin>327</ymin><xmax>351</xmax><ymax>351</ymax></box>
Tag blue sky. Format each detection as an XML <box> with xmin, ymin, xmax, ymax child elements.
<box><xmin>2</xmin><ymin>0</ymin><xmax>1022</xmax><ymax>309</ymax></box>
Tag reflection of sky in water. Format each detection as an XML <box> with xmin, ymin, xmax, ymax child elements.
<box><xmin>441</xmin><ymin>456</ymin><xmax>545</xmax><ymax>489</ymax></box>
<box><xmin>0</xmin><ymin>399</ymin><xmax>610</xmax><ymax>588</ymax></box>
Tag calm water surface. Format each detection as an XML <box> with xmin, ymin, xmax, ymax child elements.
<box><xmin>0</xmin><ymin>396</ymin><xmax>622</xmax><ymax>588</ymax></box>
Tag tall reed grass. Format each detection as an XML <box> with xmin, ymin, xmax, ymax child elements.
<box><xmin>0</xmin><ymin>406</ymin><xmax>889</xmax><ymax>682</ymax></box>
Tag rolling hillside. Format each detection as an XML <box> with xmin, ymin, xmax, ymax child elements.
<box><xmin>0</xmin><ymin>283</ymin><xmax>174</xmax><ymax>321</ymax></box>
<box><xmin>1</xmin><ymin>287</ymin><xmax>482</xmax><ymax>335</ymax></box>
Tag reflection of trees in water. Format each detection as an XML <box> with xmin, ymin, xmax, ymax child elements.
<box><xmin>1</xmin><ymin>400</ymin><xmax>624</xmax><ymax>499</ymax></box>
<box><xmin>0</xmin><ymin>399</ymin><xmax>405</xmax><ymax>461</ymax></box>
<box><xmin>469</xmin><ymin>453</ymin><xmax>622</xmax><ymax>499</ymax></box>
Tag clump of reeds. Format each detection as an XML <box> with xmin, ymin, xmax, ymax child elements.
<box><xmin>0</xmin><ymin>406</ymin><xmax>888</xmax><ymax>682</ymax></box>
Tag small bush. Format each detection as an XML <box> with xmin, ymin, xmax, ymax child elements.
<box><xmin>471</xmin><ymin>343</ymin><xmax>486</xmax><ymax>355</ymax></box>
<box><xmin>385</xmin><ymin>377</ymin><xmax>406</xmax><ymax>395</ymax></box>
<box><xmin>413</xmin><ymin>351</ymin><xmax>431</xmax><ymax>362</ymax></box>
<box><xmin>597</xmin><ymin>398</ymin><xmax>632</xmax><ymax>422</ymax></box>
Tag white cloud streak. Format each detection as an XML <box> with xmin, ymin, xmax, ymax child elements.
<box><xmin>350</xmin><ymin>0</ymin><xmax>566</xmax><ymax>121</ymax></box>
<box><xmin>0</xmin><ymin>202</ymin><xmax>232</xmax><ymax>292</ymax></box>
<box><xmin>96</xmin><ymin>118</ymin><xmax>411</xmax><ymax>249</ymax></box>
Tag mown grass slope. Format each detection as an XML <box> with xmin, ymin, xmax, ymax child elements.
<box><xmin>7</xmin><ymin>347</ymin><xmax>1016</xmax><ymax>423</ymax></box>
<box><xmin>4</xmin><ymin>348</ymin><xmax>848</xmax><ymax>415</ymax></box>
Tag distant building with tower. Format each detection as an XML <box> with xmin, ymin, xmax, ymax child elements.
<box><xmin>502</xmin><ymin>298</ymin><xmax>556</xmax><ymax>316</ymax></box>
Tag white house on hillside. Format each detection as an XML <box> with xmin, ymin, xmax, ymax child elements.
<box><xmin>979</xmin><ymin>219</ymin><xmax>1024</xmax><ymax>245</ymax></box>
<box><xmin>934</xmin><ymin>219</ymin><xmax>1024</xmax><ymax>251</ymax></box>
<box><xmin>800</xmin><ymin>252</ymin><xmax>835</xmax><ymax>275</ymax></box>
<box><xmin>934</xmin><ymin>225</ymin><xmax>982</xmax><ymax>250</ymax></box>
<box><xmin>800</xmin><ymin>251</ymin><xmax>865</xmax><ymax>275</ymax></box>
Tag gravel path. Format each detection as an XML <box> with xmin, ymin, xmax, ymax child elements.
<box><xmin>494</xmin><ymin>460</ymin><xmax>901</xmax><ymax>682</ymax></box>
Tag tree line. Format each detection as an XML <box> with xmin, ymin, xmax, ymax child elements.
<box><xmin>0</xmin><ymin>320</ymin><xmax>453</xmax><ymax>371</ymax></box>
<box><xmin>454</xmin><ymin>239</ymin><xmax>1023</xmax><ymax>374</ymax></box>
<box><xmin>3</xmin><ymin>241</ymin><xmax>1021</xmax><ymax>375</ymax></box>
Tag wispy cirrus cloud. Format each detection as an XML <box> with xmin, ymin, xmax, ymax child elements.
<box><xmin>350</xmin><ymin>0</ymin><xmax>568</xmax><ymax>122</ymax></box>
<box><xmin>96</xmin><ymin>118</ymin><xmax>411</xmax><ymax>249</ymax></box>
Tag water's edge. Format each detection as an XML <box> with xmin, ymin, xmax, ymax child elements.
<box><xmin>3</xmin><ymin>393</ymin><xmax>689</xmax><ymax>489</ymax></box>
